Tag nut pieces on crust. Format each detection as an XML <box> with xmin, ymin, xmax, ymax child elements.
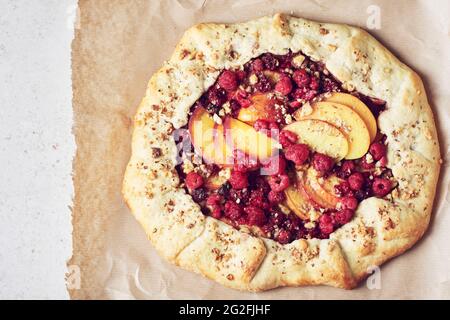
<box><xmin>122</xmin><ymin>14</ymin><xmax>440</xmax><ymax>291</ymax></box>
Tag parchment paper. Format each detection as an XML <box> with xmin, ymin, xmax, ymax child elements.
<box><xmin>69</xmin><ymin>0</ymin><xmax>450</xmax><ymax>299</ymax></box>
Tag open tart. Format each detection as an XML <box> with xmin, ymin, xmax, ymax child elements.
<box><xmin>123</xmin><ymin>14</ymin><xmax>440</xmax><ymax>291</ymax></box>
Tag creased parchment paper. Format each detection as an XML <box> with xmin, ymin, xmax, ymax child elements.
<box><xmin>70</xmin><ymin>0</ymin><xmax>450</xmax><ymax>299</ymax></box>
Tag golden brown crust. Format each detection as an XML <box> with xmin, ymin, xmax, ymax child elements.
<box><xmin>122</xmin><ymin>14</ymin><xmax>440</xmax><ymax>291</ymax></box>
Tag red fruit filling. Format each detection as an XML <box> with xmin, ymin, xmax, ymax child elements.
<box><xmin>312</xmin><ymin>153</ymin><xmax>334</xmax><ymax>173</ymax></box>
<box><xmin>218</xmin><ymin>70</ymin><xmax>238</xmax><ymax>91</ymax></box>
<box><xmin>229</xmin><ymin>170</ymin><xmax>248</xmax><ymax>190</ymax></box>
<box><xmin>268</xmin><ymin>174</ymin><xmax>290</xmax><ymax>192</ymax></box>
<box><xmin>372</xmin><ymin>178</ymin><xmax>392</xmax><ymax>197</ymax></box>
<box><xmin>176</xmin><ymin>50</ymin><xmax>393</xmax><ymax>244</ymax></box>
<box><xmin>284</xmin><ymin>143</ymin><xmax>310</xmax><ymax>165</ymax></box>
<box><xmin>185</xmin><ymin>172</ymin><xmax>204</xmax><ymax>190</ymax></box>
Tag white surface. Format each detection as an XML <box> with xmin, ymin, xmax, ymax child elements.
<box><xmin>0</xmin><ymin>0</ymin><xmax>75</xmax><ymax>299</ymax></box>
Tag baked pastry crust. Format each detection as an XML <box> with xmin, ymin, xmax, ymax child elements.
<box><xmin>122</xmin><ymin>14</ymin><xmax>440</xmax><ymax>290</ymax></box>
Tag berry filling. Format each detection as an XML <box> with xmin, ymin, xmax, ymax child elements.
<box><xmin>175</xmin><ymin>50</ymin><xmax>396</xmax><ymax>243</ymax></box>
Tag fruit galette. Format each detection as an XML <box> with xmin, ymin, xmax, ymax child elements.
<box><xmin>123</xmin><ymin>14</ymin><xmax>440</xmax><ymax>291</ymax></box>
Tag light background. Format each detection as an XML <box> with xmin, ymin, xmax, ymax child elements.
<box><xmin>0</xmin><ymin>0</ymin><xmax>75</xmax><ymax>299</ymax></box>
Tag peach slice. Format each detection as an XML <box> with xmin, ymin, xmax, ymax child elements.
<box><xmin>284</xmin><ymin>119</ymin><xmax>349</xmax><ymax>160</ymax></box>
<box><xmin>324</xmin><ymin>92</ymin><xmax>377</xmax><ymax>142</ymax></box>
<box><xmin>295</xmin><ymin>101</ymin><xmax>370</xmax><ymax>159</ymax></box>
<box><xmin>284</xmin><ymin>183</ymin><xmax>312</xmax><ymax>220</ymax></box>
<box><xmin>223</xmin><ymin>116</ymin><xmax>278</xmax><ymax>161</ymax></box>
<box><xmin>213</xmin><ymin>123</ymin><xmax>234</xmax><ymax>166</ymax></box>
<box><xmin>237</xmin><ymin>93</ymin><xmax>279</xmax><ymax>124</ymax></box>
<box><xmin>302</xmin><ymin>168</ymin><xmax>341</xmax><ymax>209</ymax></box>
<box><xmin>188</xmin><ymin>107</ymin><xmax>232</xmax><ymax>165</ymax></box>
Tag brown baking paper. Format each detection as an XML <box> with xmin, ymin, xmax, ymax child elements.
<box><xmin>70</xmin><ymin>0</ymin><xmax>450</xmax><ymax>299</ymax></box>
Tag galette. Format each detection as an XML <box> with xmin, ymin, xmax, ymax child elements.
<box><xmin>123</xmin><ymin>14</ymin><xmax>440</xmax><ymax>291</ymax></box>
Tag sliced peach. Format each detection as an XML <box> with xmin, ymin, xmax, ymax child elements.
<box><xmin>223</xmin><ymin>116</ymin><xmax>278</xmax><ymax>161</ymax></box>
<box><xmin>188</xmin><ymin>107</ymin><xmax>231</xmax><ymax>165</ymax></box>
<box><xmin>213</xmin><ymin>123</ymin><xmax>234</xmax><ymax>166</ymax></box>
<box><xmin>303</xmin><ymin>168</ymin><xmax>341</xmax><ymax>208</ymax></box>
<box><xmin>237</xmin><ymin>93</ymin><xmax>279</xmax><ymax>124</ymax></box>
<box><xmin>285</xmin><ymin>183</ymin><xmax>312</xmax><ymax>220</ymax></box>
<box><xmin>324</xmin><ymin>92</ymin><xmax>377</xmax><ymax>142</ymax></box>
<box><xmin>284</xmin><ymin>119</ymin><xmax>349</xmax><ymax>160</ymax></box>
<box><xmin>295</xmin><ymin>101</ymin><xmax>370</xmax><ymax>160</ymax></box>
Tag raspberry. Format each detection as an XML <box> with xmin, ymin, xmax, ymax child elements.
<box><xmin>253</xmin><ymin>119</ymin><xmax>269</xmax><ymax>132</ymax></box>
<box><xmin>224</xmin><ymin>201</ymin><xmax>242</xmax><ymax>220</ymax></box>
<box><xmin>284</xmin><ymin>143</ymin><xmax>310</xmax><ymax>165</ymax></box>
<box><xmin>339</xmin><ymin>160</ymin><xmax>355</xmax><ymax>178</ymax></box>
<box><xmin>293</xmin><ymin>69</ymin><xmax>310</xmax><ymax>88</ymax></box>
<box><xmin>185</xmin><ymin>172</ymin><xmax>204</xmax><ymax>190</ymax></box>
<box><xmin>218</xmin><ymin>70</ymin><xmax>238</xmax><ymax>91</ymax></box>
<box><xmin>232</xmin><ymin>150</ymin><xmax>259</xmax><ymax>172</ymax></box>
<box><xmin>369</xmin><ymin>142</ymin><xmax>386</xmax><ymax>161</ymax></box>
<box><xmin>261</xmin><ymin>53</ymin><xmax>279</xmax><ymax>70</ymax></box>
<box><xmin>338</xmin><ymin>196</ymin><xmax>358</xmax><ymax>211</ymax></box>
<box><xmin>262</xmin><ymin>155</ymin><xmax>287</xmax><ymax>176</ymax></box>
<box><xmin>268</xmin><ymin>174</ymin><xmax>290</xmax><ymax>192</ymax></box>
<box><xmin>245</xmin><ymin>206</ymin><xmax>267</xmax><ymax>226</ymax></box>
<box><xmin>235</xmin><ymin>89</ymin><xmax>252</xmax><ymax>108</ymax></box>
<box><xmin>289</xmin><ymin>100</ymin><xmax>302</xmax><ymax>109</ymax></box>
<box><xmin>249</xmin><ymin>189</ymin><xmax>268</xmax><ymax>209</ymax></box>
<box><xmin>274</xmin><ymin>76</ymin><xmax>293</xmax><ymax>95</ymax></box>
<box><xmin>206</xmin><ymin>194</ymin><xmax>222</xmax><ymax>206</ymax></box>
<box><xmin>268</xmin><ymin>190</ymin><xmax>285</xmax><ymax>204</ymax></box>
<box><xmin>309</xmin><ymin>77</ymin><xmax>320</xmax><ymax>90</ymax></box>
<box><xmin>335</xmin><ymin>181</ymin><xmax>351</xmax><ymax>197</ymax></box>
<box><xmin>279</xmin><ymin>130</ymin><xmax>298</xmax><ymax>148</ymax></box>
<box><xmin>372</xmin><ymin>178</ymin><xmax>392</xmax><ymax>197</ymax></box>
<box><xmin>348</xmin><ymin>172</ymin><xmax>365</xmax><ymax>191</ymax></box>
<box><xmin>210</xmin><ymin>205</ymin><xmax>223</xmax><ymax>219</ymax></box>
<box><xmin>277</xmin><ymin>229</ymin><xmax>291</xmax><ymax>244</ymax></box>
<box><xmin>319</xmin><ymin>214</ymin><xmax>334</xmax><ymax>234</ymax></box>
<box><xmin>312</xmin><ymin>153</ymin><xmax>334</xmax><ymax>173</ymax></box>
<box><xmin>252</xmin><ymin>58</ymin><xmax>264</xmax><ymax>72</ymax></box>
<box><xmin>334</xmin><ymin>209</ymin><xmax>354</xmax><ymax>225</ymax></box>
<box><xmin>229</xmin><ymin>170</ymin><xmax>248</xmax><ymax>190</ymax></box>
